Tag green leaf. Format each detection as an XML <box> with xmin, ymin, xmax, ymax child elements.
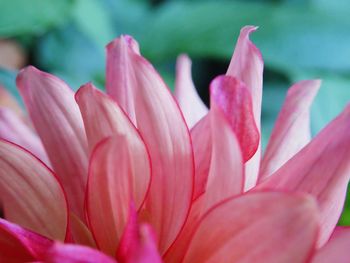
<box><xmin>35</xmin><ymin>25</ymin><xmax>105</xmax><ymax>89</ymax></box>
<box><xmin>0</xmin><ymin>68</ymin><xmax>21</xmax><ymax>102</ymax></box>
<box><xmin>73</xmin><ymin>0</ymin><xmax>115</xmax><ymax>47</ymax></box>
<box><xmin>135</xmin><ymin>1</ymin><xmax>350</xmax><ymax>73</ymax></box>
<box><xmin>0</xmin><ymin>0</ymin><xmax>74</xmax><ymax>37</ymax></box>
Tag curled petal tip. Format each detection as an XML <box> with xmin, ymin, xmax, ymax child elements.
<box><xmin>106</xmin><ymin>35</ymin><xmax>140</xmax><ymax>55</ymax></box>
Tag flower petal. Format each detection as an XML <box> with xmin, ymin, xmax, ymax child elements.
<box><xmin>117</xmin><ymin>205</ymin><xmax>162</xmax><ymax>263</ymax></box>
<box><xmin>174</xmin><ymin>54</ymin><xmax>208</xmax><ymax>128</ymax></box>
<box><xmin>0</xmin><ymin>218</ymin><xmax>52</xmax><ymax>262</ymax></box>
<box><xmin>227</xmin><ymin>26</ymin><xmax>264</xmax><ymax>189</ymax></box>
<box><xmin>44</xmin><ymin>243</ymin><xmax>116</xmax><ymax>263</ymax></box>
<box><xmin>182</xmin><ymin>192</ymin><xmax>318</xmax><ymax>263</ymax></box>
<box><xmin>86</xmin><ymin>135</ymin><xmax>151</xmax><ymax>255</ymax></box>
<box><xmin>16</xmin><ymin>66</ymin><xmax>88</xmax><ymax>219</ymax></box>
<box><xmin>0</xmin><ymin>107</ymin><xmax>49</xmax><ymax>164</ymax></box>
<box><xmin>69</xmin><ymin>213</ymin><xmax>96</xmax><ymax>248</ymax></box>
<box><xmin>0</xmin><ymin>140</ymin><xmax>68</xmax><ymax>240</ymax></box>
<box><xmin>106</xmin><ymin>36</ymin><xmax>194</xmax><ymax>252</ymax></box>
<box><xmin>311</xmin><ymin>227</ymin><xmax>350</xmax><ymax>263</ymax></box>
<box><xmin>260</xmin><ymin>80</ymin><xmax>321</xmax><ymax>180</ymax></box>
<box><xmin>190</xmin><ymin>116</ymin><xmax>212</xmax><ymax>200</ymax></box>
<box><xmin>257</xmin><ymin>105</ymin><xmax>350</xmax><ymax>247</ymax></box>
<box><xmin>210</xmin><ymin>75</ymin><xmax>258</xmax><ymax>162</ymax></box>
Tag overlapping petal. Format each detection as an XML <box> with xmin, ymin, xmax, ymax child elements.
<box><xmin>44</xmin><ymin>243</ymin><xmax>116</xmax><ymax>263</ymax></box>
<box><xmin>182</xmin><ymin>192</ymin><xmax>319</xmax><ymax>263</ymax></box>
<box><xmin>106</xmin><ymin>36</ymin><xmax>194</xmax><ymax>252</ymax></box>
<box><xmin>0</xmin><ymin>107</ymin><xmax>49</xmax><ymax>164</ymax></box>
<box><xmin>312</xmin><ymin>227</ymin><xmax>350</xmax><ymax>263</ymax></box>
<box><xmin>227</xmin><ymin>26</ymin><xmax>264</xmax><ymax>189</ymax></box>
<box><xmin>86</xmin><ymin>135</ymin><xmax>151</xmax><ymax>255</ymax></box>
<box><xmin>0</xmin><ymin>219</ymin><xmax>52</xmax><ymax>262</ymax></box>
<box><xmin>174</xmin><ymin>54</ymin><xmax>208</xmax><ymax>128</ymax></box>
<box><xmin>260</xmin><ymin>80</ymin><xmax>320</xmax><ymax>180</ymax></box>
<box><xmin>16</xmin><ymin>66</ymin><xmax>88</xmax><ymax>219</ymax></box>
<box><xmin>118</xmin><ymin>206</ymin><xmax>162</xmax><ymax>263</ymax></box>
<box><xmin>0</xmin><ymin>140</ymin><xmax>68</xmax><ymax>240</ymax></box>
<box><xmin>257</xmin><ymin>104</ymin><xmax>350</xmax><ymax>247</ymax></box>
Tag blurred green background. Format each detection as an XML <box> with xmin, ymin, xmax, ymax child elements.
<box><xmin>1</xmin><ymin>0</ymin><xmax>350</xmax><ymax>223</ymax></box>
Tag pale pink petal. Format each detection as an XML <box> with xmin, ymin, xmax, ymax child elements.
<box><xmin>256</xmin><ymin>105</ymin><xmax>350</xmax><ymax>247</ymax></box>
<box><xmin>69</xmin><ymin>213</ymin><xmax>96</xmax><ymax>248</ymax></box>
<box><xmin>106</xmin><ymin>36</ymin><xmax>194</xmax><ymax>253</ymax></box>
<box><xmin>44</xmin><ymin>243</ymin><xmax>116</xmax><ymax>263</ymax></box>
<box><xmin>190</xmin><ymin>75</ymin><xmax>254</xmax><ymax>201</ymax></box>
<box><xmin>16</xmin><ymin>66</ymin><xmax>88</xmax><ymax>219</ymax></box>
<box><xmin>117</xmin><ymin>206</ymin><xmax>162</xmax><ymax>263</ymax></box>
<box><xmin>165</xmin><ymin>76</ymin><xmax>244</xmax><ymax>263</ymax></box>
<box><xmin>227</xmin><ymin>26</ymin><xmax>264</xmax><ymax>189</ymax></box>
<box><xmin>86</xmin><ymin>135</ymin><xmax>151</xmax><ymax>255</ymax></box>
<box><xmin>210</xmin><ymin>76</ymin><xmax>258</xmax><ymax>162</ymax></box>
<box><xmin>190</xmin><ymin>116</ymin><xmax>212</xmax><ymax>200</ymax></box>
<box><xmin>182</xmin><ymin>192</ymin><xmax>318</xmax><ymax>263</ymax></box>
<box><xmin>0</xmin><ymin>140</ymin><xmax>68</xmax><ymax>240</ymax></box>
<box><xmin>312</xmin><ymin>227</ymin><xmax>350</xmax><ymax>263</ymax></box>
<box><xmin>260</xmin><ymin>80</ymin><xmax>321</xmax><ymax>180</ymax></box>
<box><xmin>174</xmin><ymin>54</ymin><xmax>208</xmax><ymax>128</ymax></box>
<box><xmin>0</xmin><ymin>107</ymin><xmax>49</xmax><ymax>164</ymax></box>
<box><xmin>0</xmin><ymin>218</ymin><xmax>52</xmax><ymax>262</ymax></box>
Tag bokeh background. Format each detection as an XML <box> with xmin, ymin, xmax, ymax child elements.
<box><xmin>1</xmin><ymin>0</ymin><xmax>350</xmax><ymax>222</ymax></box>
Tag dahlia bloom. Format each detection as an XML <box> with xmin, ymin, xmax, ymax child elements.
<box><xmin>0</xmin><ymin>26</ymin><xmax>349</xmax><ymax>262</ymax></box>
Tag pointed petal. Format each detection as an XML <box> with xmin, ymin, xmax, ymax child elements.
<box><xmin>0</xmin><ymin>218</ymin><xmax>52</xmax><ymax>262</ymax></box>
<box><xmin>0</xmin><ymin>107</ymin><xmax>49</xmax><ymax>164</ymax></box>
<box><xmin>312</xmin><ymin>227</ymin><xmax>350</xmax><ymax>263</ymax></box>
<box><xmin>227</xmin><ymin>26</ymin><xmax>264</xmax><ymax>189</ymax></box>
<box><xmin>257</xmin><ymin>105</ymin><xmax>350</xmax><ymax>247</ymax></box>
<box><xmin>86</xmin><ymin>135</ymin><xmax>151</xmax><ymax>255</ymax></box>
<box><xmin>260</xmin><ymin>80</ymin><xmax>321</xmax><ymax>180</ymax></box>
<box><xmin>16</xmin><ymin>66</ymin><xmax>88</xmax><ymax>219</ymax></box>
<box><xmin>117</xmin><ymin>205</ymin><xmax>162</xmax><ymax>263</ymax></box>
<box><xmin>174</xmin><ymin>54</ymin><xmax>208</xmax><ymax>128</ymax></box>
<box><xmin>182</xmin><ymin>192</ymin><xmax>318</xmax><ymax>263</ymax></box>
<box><xmin>0</xmin><ymin>140</ymin><xmax>68</xmax><ymax>240</ymax></box>
<box><xmin>44</xmin><ymin>243</ymin><xmax>116</xmax><ymax>263</ymax></box>
<box><xmin>69</xmin><ymin>213</ymin><xmax>96</xmax><ymax>248</ymax></box>
<box><xmin>106</xmin><ymin>36</ymin><xmax>194</xmax><ymax>252</ymax></box>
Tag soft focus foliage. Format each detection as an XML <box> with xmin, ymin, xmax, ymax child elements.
<box><xmin>1</xmin><ymin>0</ymin><xmax>350</xmax><ymax>222</ymax></box>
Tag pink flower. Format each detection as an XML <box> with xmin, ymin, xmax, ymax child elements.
<box><xmin>0</xmin><ymin>26</ymin><xmax>349</xmax><ymax>262</ymax></box>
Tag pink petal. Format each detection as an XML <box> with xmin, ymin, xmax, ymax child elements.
<box><xmin>190</xmin><ymin>75</ymin><xmax>255</xmax><ymax>200</ymax></box>
<box><xmin>106</xmin><ymin>36</ymin><xmax>194</xmax><ymax>253</ymax></box>
<box><xmin>0</xmin><ymin>218</ymin><xmax>52</xmax><ymax>262</ymax></box>
<box><xmin>16</xmin><ymin>66</ymin><xmax>89</xmax><ymax>219</ymax></box>
<box><xmin>256</xmin><ymin>105</ymin><xmax>350</xmax><ymax>247</ymax></box>
<box><xmin>86</xmin><ymin>135</ymin><xmax>151</xmax><ymax>255</ymax></box>
<box><xmin>69</xmin><ymin>213</ymin><xmax>96</xmax><ymax>248</ymax></box>
<box><xmin>0</xmin><ymin>140</ymin><xmax>68</xmax><ymax>240</ymax></box>
<box><xmin>44</xmin><ymin>243</ymin><xmax>116</xmax><ymax>263</ymax></box>
<box><xmin>190</xmin><ymin>116</ymin><xmax>212</xmax><ymax>199</ymax></box>
<box><xmin>165</xmin><ymin>77</ymin><xmax>250</xmax><ymax>262</ymax></box>
<box><xmin>227</xmin><ymin>26</ymin><xmax>264</xmax><ymax>189</ymax></box>
<box><xmin>210</xmin><ymin>75</ymin><xmax>258</xmax><ymax>162</ymax></box>
<box><xmin>117</xmin><ymin>206</ymin><xmax>162</xmax><ymax>263</ymax></box>
<box><xmin>174</xmin><ymin>54</ymin><xmax>208</xmax><ymax>128</ymax></box>
<box><xmin>0</xmin><ymin>107</ymin><xmax>49</xmax><ymax>165</ymax></box>
<box><xmin>260</xmin><ymin>80</ymin><xmax>321</xmax><ymax>180</ymax></box>
<box><xmin>182</xmin><ymin>192</ymin><xmax>319</xmax><ymax>263</ymax></box>
<box><xmin>311</xmin><ymin>227</ymin><xmax>350</xmax><ymax>263</ymax></box>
